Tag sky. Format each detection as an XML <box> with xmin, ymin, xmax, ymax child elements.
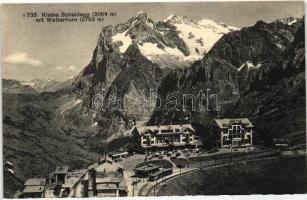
<box><xmin>1</xmin><ymin>2</ymin><xmax>304</xmax><ymax>81</ymax></box>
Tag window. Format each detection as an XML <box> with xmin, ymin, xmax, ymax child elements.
<box><xmin>157</xmin><ymin>138</ymin><xmax>164</xmax><ymax>144</ymax></box>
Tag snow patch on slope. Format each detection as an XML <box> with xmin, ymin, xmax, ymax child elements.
<box><xmin>175</xmin><ymin>22</ymin><xmax>223</xmax><ymax>57</ymax></box>
<box><xmin>288</xmin><ymin>19</ymin><xmax>297</xmax><ymax>25</ymax></box>
<box><xmin>198</xmin><ymin>19</ymin><xmax>239</xmax><ymax>33</ymax></box>
<box><xmin>137</xmin><ymin>42</ymin><xmax>196</xmax><ymax>68</ymax></box>
<box><xmin>238</xmin><ymin>61</ymin><xmax>262</xmax><ymax>71</ymax></box>
<box><xmin>138</xmin><ymin>42</ymin><xmax>185</xmax><ymax>58</ymax></box>
<box><xmin>20</xmin><ymin>81</ymin><xmax>35</xmax><ymax>88</ymax></box>
<box><xmin>110</xmin><ymin>13</ymin><xmax>239</xmax><ymax>65</ymax></box>
<box><xmin>165</xmin><ymin>15</ymin><xmax>239</xmax><ymax>60</ymax></box>
<box><xmin>112</xmin><ymin>31</ymin><xmax>132</xmax><ymax>53</ymax></box>
<box><xmin>274</xmin><ymin>17</ymin><xmax>299</xmax><ymax>26</ymax></box>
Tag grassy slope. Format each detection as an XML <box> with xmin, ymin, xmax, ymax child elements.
<box><xmin>157</xmin><ymin>156</ymin><xmax>306</xmax><ymax>195</ymax></box>
<box><xmin>2</xmin><ymin>92</ymin><xmax>102</xmax><ymax>197</ymax></box>
<box><xmin>3</xmin><ymin>171</ymin><xmax>24</xmax><ymax>198</ymax></box>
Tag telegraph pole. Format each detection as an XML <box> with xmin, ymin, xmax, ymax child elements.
<box><xmin>214</xmin><ymin>154</ymin><xmax>216</xmax><ymax>165</ymax></box>
<box><xmin>132</xmin><ymin>182</ymin><xmax>135</xmax><ymax>197</ymax></box>
<box><xmin>187</xmin><ymin>177</ymin><xmax>190</xmax><ymax>195</ymax></box>
<box><xmin>231</xmin><ymin>146</ymin><xmax>233</xmax><ymax>163</ymax></box>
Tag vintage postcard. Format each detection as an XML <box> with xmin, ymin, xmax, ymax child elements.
<box><xmin>1</xmin><ymin>1</ymin><xmax>306</xmax><ymax>198</ymax></box>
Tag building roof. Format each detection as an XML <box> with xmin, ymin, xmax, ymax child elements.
<box><xmin>108</xmin><ymin>151</ymin><xmax>129</xmax><ymax>157</ymax></box>
<box><xmin>134</xmin><ymin>124</ymin><xmax>195</xmax><ymax>135</ymax></box>
<box><xmin>88</xmin><ymin>160</ymin><xmax>123</xmax><ymax>174</ymax></box>
<box><xmin>24</xmin><ymin>178</ymin><xmax>46</xmax><ymax>186</ymax></box>
<box><xmin>151</xmin><ymin>168</ymin><xmax>172</xmax><ymax>176</ymax></box>
<box><xmin>134</xmin><ymin>164</ymin><xmax>160</xmax><ymax>172</ymax></box>
<box><xmin>214</xmin><ymin>118</ymin><xmax>254</xmax><ymax>128</ymax></box>
<box><xmin>23</xmin><ymin>185</ymin><xmax>45</xmax><ymax>194</ymax></box>
<box><xmin>55</xmin><ymin>166</ymin><xmax>69</xmax><ymax>174</ymax></box>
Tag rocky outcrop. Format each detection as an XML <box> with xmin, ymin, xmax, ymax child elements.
<box><xmin>93</xmin><ymin>45</ymin><xmax>163</xmax><ymax>136</ymax></box>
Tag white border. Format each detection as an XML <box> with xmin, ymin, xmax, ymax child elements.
<box><xmin>0</xmin><ymin>0</ymin><xmax>305</xmax><ymax>3</ymax></box>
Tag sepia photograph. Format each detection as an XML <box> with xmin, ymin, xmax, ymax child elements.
<box><xmin>1</xmin><ymin>1</ymin><xmax>306</xmax><ymax>198</ymax></box>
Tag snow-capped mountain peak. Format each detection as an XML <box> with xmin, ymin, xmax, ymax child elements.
<box><xmin>163</xmin><ymin>15</ymin><xmax>239</xmax><ymax>60</ymax></box>
<box><xmin>198</xmin><ymin>19</ymin><xmax>239</xmax><ymax>33</ymax></box>
<box><xmin>164</xmin><ymin>14</ymin><xmax>195</xmax><ymax>25</ymax></box>
<box><xmin>109</xmin><ymin>12</ymin><xmax>239</xmax><ymax>68</ymax></box>
<box><xmin>136</xmin><ymin>11</ymin><xmax>147</xmax><ymax>17</ymax></box>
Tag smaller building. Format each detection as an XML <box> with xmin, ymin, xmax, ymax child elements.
<box><xmin>134</xmin><ymin>164</ymin><xmax>160</xmax><ymax>178</ymax></box>
<box><xmin>21</xmin><ymin>178</ymin><xmax>46</xmax><ymax>198</ymax></box>
<box><xmin>95</xmin><ymin>177</ymin><xmax>127</xmax><ymax>197</ymax></box>
<box><xmin>55</xmin><ymin>166</ymin><xmax>69</xmax><ymax>184</ymax></box>
<box><xmin>213</xmin><ymin>118</ymin><xmax>254</xmax><ymax>148</ymax></box>
<box><xmin>87</xmin><ymin>154</ymin><xmax>127</xmax><ymax>197</ymax></box>
<box><xmin>108</xmin><ymin>151</ymin><xmax>129</xmax><ymax>161</ymax></box>
<box><xmin>44</xmin><ymin>169</ymin><xmax>87</xmax><ymax>198</ymax></box>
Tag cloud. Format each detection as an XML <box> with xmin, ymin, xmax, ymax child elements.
<box><xmin>55</xmin><ymin>65</ymin><xmax>77</xmax><ymax>71</ymax></box>
<box><xmin>4</xmin><ymin>53</ymin><xmax>43</xmax><ymax>66</ymax></box>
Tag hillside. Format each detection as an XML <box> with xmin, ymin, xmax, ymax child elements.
<box><xmin>2</xmin><ymin>79</ymin><xmax>38</xmax><ymax>94</ymax></box>
<box><xmin>229</xmin><ymin>19</ymin><xmax>305</xmax><ymax>144</ymax></box>
<box><xmin>2</xmin><ymin>91</ymin><xmax>101</xmax><ymax>197</ymax></box>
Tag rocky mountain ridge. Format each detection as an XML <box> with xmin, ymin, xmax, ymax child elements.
<box><xmin>3</xmin><ymin>79</ymin><xmax>38</xmax><ymax>94</ymax></box>
<box><xmin>71</xmin><ymin>12</ymin><xmax>239</xmax><ymax>137</ymax></box>
<box><xmin>149</xmin><ymin>16</ymin><xmax>305</xmax><ymax>141</ymax></box>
